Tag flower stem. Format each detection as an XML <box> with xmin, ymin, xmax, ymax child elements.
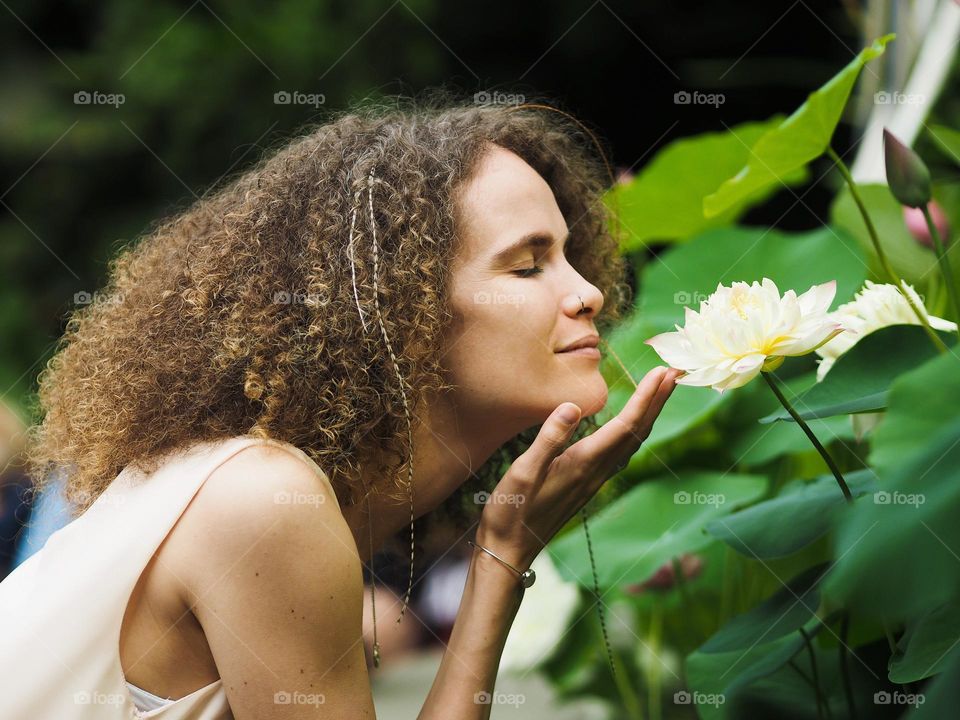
<box><xmin>762</xmin><ymin>371</ymin><xmax>853</xmax><ymax>503</ymax></box>
<box><xmin>827</xmin><ymin>146</ymin><xmax>949</xmax><ymax>354</ymax></box>
<box><xmin>922</xmin><ymin>203</ymin><xmax>960</xmax><ymax>330</ymax></box>
<box><xmin>839</xmin><ymin>612</ymin><xmax>857</xmax><ymax>720</ymax></box>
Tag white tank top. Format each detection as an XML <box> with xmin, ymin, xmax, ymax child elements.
<box><xmin>0</xmin><ymin>434</ymin><xmax>340</xmax><ymax>719</ymax></box>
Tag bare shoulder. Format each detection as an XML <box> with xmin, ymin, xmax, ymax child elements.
<box><xmin>177</xmin><ymin>440</ymin><xmax>358</xmax><ymax>587</ymax></box>
<box><xmin>169</xmin><ymin>440</ymin><xmax>374</xmax><ymax>716</ymax></box>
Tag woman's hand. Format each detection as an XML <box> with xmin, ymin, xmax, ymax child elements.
<box><xmin>475</xmin><ymin>366</ymin><xmax>684</xmax><ymax>571</ymax></box>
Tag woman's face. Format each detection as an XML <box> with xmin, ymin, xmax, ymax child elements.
<box><xmin>442</xmin><ymin>144</ymin><xmax>608</xmax><ymax>434</ymax></box>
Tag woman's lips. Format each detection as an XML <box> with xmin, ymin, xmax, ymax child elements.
<box><xmin>557</xmin><ymin>347</ymin><xmax>601</xmax><ymax>358</ymax></box>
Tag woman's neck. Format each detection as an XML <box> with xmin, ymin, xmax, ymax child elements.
<box><xmin>339</xmin><ymin>394</ymin><xmax>509</xmax><ymax>565</ymax></box>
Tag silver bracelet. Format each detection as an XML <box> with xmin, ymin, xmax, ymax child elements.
<box><xmin>467</xmin><ymin>539</ymin><xmax>537</xmax><ymax>588</ymax></box>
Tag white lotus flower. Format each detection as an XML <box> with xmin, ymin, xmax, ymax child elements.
<box><xmin>814</xmin><ymin>279</ymin><xmax>958</xmax><ymax>381</ymax></box>
<box><xmin>814</xmin><ymin>280</ymin><xmax>958</xmax><ymax>440</ymax></box>
<box><xmin>498</xmin><ymin>552</ymin><xmax>580</xmax><ymax>674</ymax></box>
<box><xmin>644</xmin><ymin>278</ymin><xmax>845</xmax><ymax>393</ymax></box>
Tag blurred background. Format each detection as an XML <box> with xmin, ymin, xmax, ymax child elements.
<box><xmin>2</xmin><ymin>1</ymin><xmax>958</xmax><ymax>718</ymax></box>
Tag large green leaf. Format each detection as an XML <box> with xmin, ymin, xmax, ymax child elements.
<box><xmin>868</xmin><ymin>350</ymin><xmax>960</xmax><ymax>477</ymax></box>
<box><xmin>685</xmin><ymin>622</ymin><xmax>835</xmax><ymax>720</ymax></box>
<box><xmin>700</xmin><ymin>563</ymin><xmax>827</xmax><ymax>653</ymax></box>
<box><xmin>607</xmin><ymin>117</ymin><xmax>808</xmax><ymax>250</ymax></box>
<box><xmin>910</xmin><ymin>643</ymin><xmax>960</xmax><ymax>719</ymax></box>
<box><xmin>759</xmin><ymin>324</ymin><xmax>953</xmax><ymax>423</ymax></box>
<box><xmin>728</xmin><ymin>371</ymin><xmax>856</xmax><ymax>466</ymax></box>
<box><xmin>889</xmin><ymin>601</ymin><xmax>960</xmax><ymax>683</ymax></box>
<box><xmin>637</xmin><ymin>225</ymin><xmax>866</xmax><ymax>331</ymax></box>
<box><xmin>830</xmin><ymin>183</ymin><xmax>960</xmax><ymax>286</ymax></box>
<box><xmin>548</xmin><ymin>471</ymin><xmax>767</xmax><ymax>590</ymax></box>
<box><xmin>823</xmin><ymin>352</ymin><xmax>960</xmax><ymax>619</ymax></box>
<box><xmin>703</xmin><ymin>34</ymin><xmax>894</xmax><ymax>217</ymax></box>
<box><xmin>705</xmin><ymin>469</ymin><xmax>878</xmax><ymax>559</ymax></box>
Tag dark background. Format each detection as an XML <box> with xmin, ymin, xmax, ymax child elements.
<box><xmin>0</xmin><ymin>0</ymin><xmax>871</xmax><ymax>412</ymax></box>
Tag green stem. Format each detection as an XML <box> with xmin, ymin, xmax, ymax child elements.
<box><xmin>762</xmin><ymin>371</ymin><xmax>853</xmax><ymax>503</ymax></box>
<box><xmin>839</xmin><ymin>613</ymin><xmax>857</xmax><ymax>720</ymax></box>
<box><xmin>610</xmin><ymin>644</ymin><xmax>644</xmax><ymax>720</ymax></box>
<box><xmin>646</xmin><ymin>601</ymin><xmax>663</xmax><ymax>720</ymax></box>
<box><xmin>800</xmin><ymin>627</ymin><xmax>830</xmax><ymax>720</ymax></box>
<box><xmin>922</xmin><ymin>204</ymin><xmax>960</xmax><ymax>330</ymax></box>
<box><xmin>827</xmin><ymin>146</ymin><xmax>949</xmax><ymax>354</ymax></box>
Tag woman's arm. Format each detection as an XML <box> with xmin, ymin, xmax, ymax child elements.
<box><xmin>417</xmin><ymin>548</ymin><xmax>525</xmax><ymax>719</ymax></box>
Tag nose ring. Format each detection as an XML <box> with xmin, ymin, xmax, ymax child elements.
<box><xmin>578</xmin><ymin>295</ymin><xmax>585</xmax><ymax>314</ymax></box>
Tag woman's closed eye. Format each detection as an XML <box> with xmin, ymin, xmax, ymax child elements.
<box><xmin>511</xmin><ymin>264</ymin><xmax>544</xmax><ymax>278</ymax></box>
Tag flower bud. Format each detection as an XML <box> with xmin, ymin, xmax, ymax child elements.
<box><xmin>903</xmin><ymin>201</ymin><xmax>951</xmax><ymax>250</ymax></box>
<box><xmin>883</xmin><ymin>128</ymin><xmax>932</xmax><ymax>208</ymax></box>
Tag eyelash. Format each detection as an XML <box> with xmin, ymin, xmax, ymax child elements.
<box><xmin>512</xmin><ymin>264</ymin><xmax>544</xmax><ymax>278</ymax></box>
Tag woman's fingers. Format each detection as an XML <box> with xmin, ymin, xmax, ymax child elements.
<box><xmin>573</xmin><ymin>366</ymin><xmax>678</xmax><ymax>469</ymax></box>
<box><xmin>510</xmin><ymin>402</ymin><xmax>582</xmax><ymax>482</ymax></box>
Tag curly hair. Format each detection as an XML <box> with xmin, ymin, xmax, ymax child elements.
<box><xmin>24</xmin><ymin>89</ymin><xmax>631</xmax><ymax>550</ymax></box>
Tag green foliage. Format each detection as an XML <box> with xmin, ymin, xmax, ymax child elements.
<box><xmin>759</xmin><ymin>324</ymin><xmax>953</xmax><ymax>423</ymax></box>
<box><xmin>606</xmin><ymin>117</ymin><xmax>808</xmax><ymax>250</ymax></box>
<box><xmin>549</xmin><ymin>471</ymin><xmax>767</xmax><ymax>590</ymax></box>
<box><xmin>703</xmin><ymin>34</ymin><xmax>895</xmax><ymax>217</ymax></box>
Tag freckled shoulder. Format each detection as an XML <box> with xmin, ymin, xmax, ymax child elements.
<box><xmin>167</xmin><ymin>441</ymin><xmax>355</xmax><ymax>603</ymax></box>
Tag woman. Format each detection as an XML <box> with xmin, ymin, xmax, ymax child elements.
<box><xmin>0</xmin><ymin>93</ymin><xmax>683</xmax><ymax>718</ymax></box>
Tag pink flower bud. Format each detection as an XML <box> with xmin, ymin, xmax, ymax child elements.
<box><xmin>883</xmin><ymin>128</ymin><xmax>932</xmax><ymax>208</ymax></box>
<box><xmin>903</xmin><ymin>201</ymin><xmax>951</xmax><ymax>250</ymax></box>
<box><xmin>624</xmin><ymin>553</ymin><xmax>704</xmax><ymax>594</ymax></box>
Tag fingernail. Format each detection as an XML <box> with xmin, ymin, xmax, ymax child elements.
<box><xmin>558</xmin><ymin>404</ymin><xmax>580</xmax><ymax>424</ymax></box>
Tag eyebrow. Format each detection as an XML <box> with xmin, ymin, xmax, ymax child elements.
<box><xmin>490</xmin><ymin>230</ymin><xmax>570</xmax><ymax>265</ymax></box>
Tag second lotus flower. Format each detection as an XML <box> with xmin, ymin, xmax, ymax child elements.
<box><xmin>645</xmin><ymin>278</ymin><xmax>846</xmax><ymax>393</ymax></box>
